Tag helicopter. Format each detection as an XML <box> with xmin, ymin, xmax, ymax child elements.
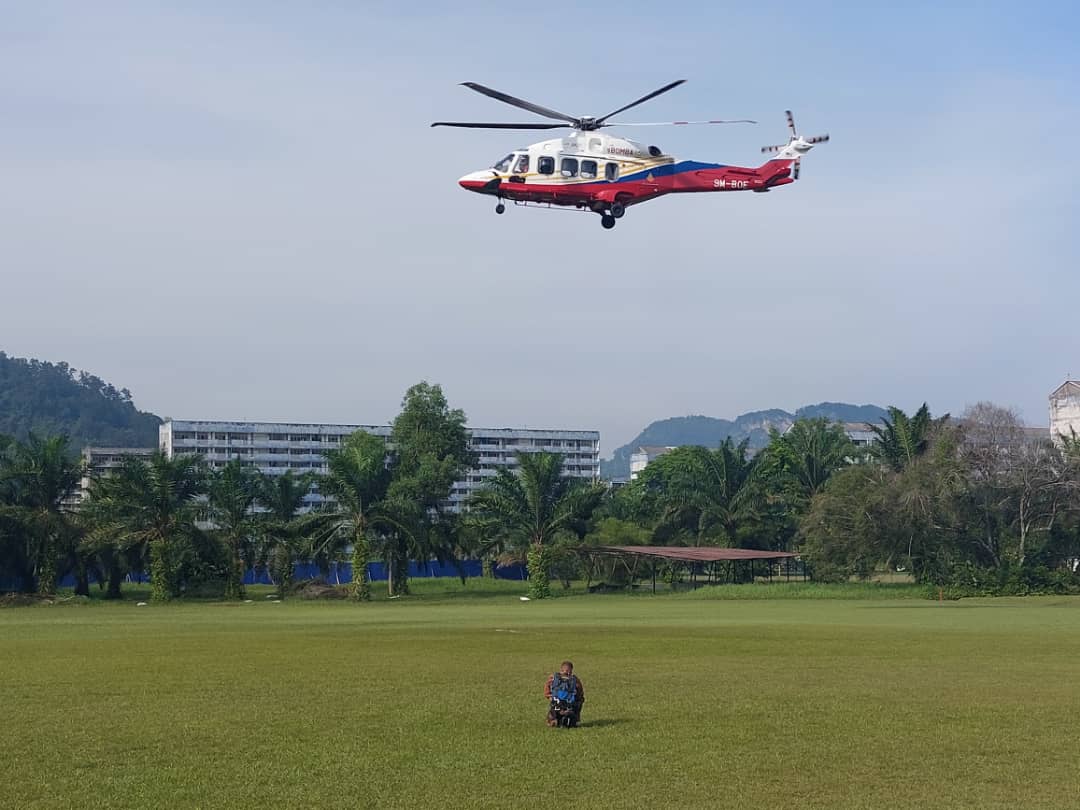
<box><xmin>432</xmin><ymin>80</ymin><xmax>828</xmax><ymax>229</ymax></box>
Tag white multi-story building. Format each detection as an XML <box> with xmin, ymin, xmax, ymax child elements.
<box><xmin>1050</xmin><ymin>381</ymin><xmax>1080</xmax><ymax>445</ymax></box>
<box><xmin>629</xmin><ymin>446</ymin><xmax>675</xmax><ymax>480</ymax></box>
<box><xmin>159</xmin><ymin>419</ymin><xmax>600</xmax><ymax>511</ymax></box>
<box><xmin>65</xmin><ymin>446</ymin><xmax>158</xmax><ymax>509</ymax></box>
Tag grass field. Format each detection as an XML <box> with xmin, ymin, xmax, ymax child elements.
<box><xmin>3</xmin><ymin>584</ymin><xmax>1079</xmax><ymax>809</ymax></box>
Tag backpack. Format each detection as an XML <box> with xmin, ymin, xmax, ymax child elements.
<box><xmin>551</xmin><ymin>673</ymin><xmax>577</xmax><ymax>705</ymax></box>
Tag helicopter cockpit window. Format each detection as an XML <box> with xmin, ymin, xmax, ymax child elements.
<box><xmin>580</xmin><ymin>160</ymin><xmax>597</xmax><ymax>179</ymax></box>
<box><xmin>538</xmin><ymin>156</ymin><xmax>555</xmax><ymax>175</ymax></box>
<box><xmin>560</xmin><ymin>158</ymin><xmax>578</xmax><ymax>178</ymax></box>
<box><xmin>605</xmin><ymin>162</ymin><xmax>619</xmax><ymax>181</ymax></box>
<box><xmin>493</xmin><ymin>154</ymin><xmax>513</xmax><ymax>172</ymax></box>
<box><xmin>512</xmin><ymin>154</ymin><xmax>530</xmax><ymax>174</ymax></box>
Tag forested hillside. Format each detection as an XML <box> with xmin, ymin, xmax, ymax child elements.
<box><xmin>0</xmin><ymin>352</ymin><xmax>160</xmax><ymax>449</ymax></box>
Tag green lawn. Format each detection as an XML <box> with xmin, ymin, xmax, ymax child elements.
<box><xmin>3</xmin><ymin>587</ymin><xmax>1079</xmax><ymax>809</ymax></box>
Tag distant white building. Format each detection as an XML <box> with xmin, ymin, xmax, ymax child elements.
<box><xmin>843</xmin><ymin>423</ymin><xmax>878</xmax><ymax>449</ymax></box>
<box><xmin>159</xmin><ymin>419</ymin><xmax>599</xmax><ymax>512</ymax></box>
<box><xmin>1050</xmin><ymin>381</ymin><xmax>1080</xmax><ymax>444</ymax></box>
<box><xmin>629</xmin><ymin>446</ymin><xmax>676</xmax><ymax>480</ymax></box>
<box><xmin>66</xmin><ymin>446</ymin><xmax>157</xmax><ymax>509</ymax></box>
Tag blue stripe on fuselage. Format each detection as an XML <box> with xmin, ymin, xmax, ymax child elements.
<box><xmin>618</xmin><ymin>160</ymin><xmax>726</xmax><ymax>183</ymax></box>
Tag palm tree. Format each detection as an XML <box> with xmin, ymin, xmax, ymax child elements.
<box><xmin>82</xmin><ymin>452</ymin><xmax>206</xmax><ymax>601</ymax></box>
<box><xmin>0</xmin><ymin>434</ymin><xmax>81</xmax><ymax>594</ymax></box>
<box><xmin>257</xmin><ymin>470</ymin><xmax>315</xmax><ymax>599</ymax></box>
<box><xmin>868</xmin><ymin>404</ymin><xmax>942</xmax><ymax>471</ymax></box>
<box><xmin>208</xmin><ymin>459</ymin><xmax>262</xmax><ymax>600</ymax></box>
<box><xmin>315</xmin><ymin>431</ymin><xmax>396</xmax><ymax>601</ymax></box>
<box><xmin>467</xmin><ymin>451</ymin><xmax>605</xmax><ymax>599</ymax></box>
<box><xmin>764</xmin><ymin>418</ymin><xmax>854</xmax><ymax>506</ymax></box>
<box><xmin>641</xmin><ymin>440</ymin><xmax>763</xmax><ymax>547</ymax></box>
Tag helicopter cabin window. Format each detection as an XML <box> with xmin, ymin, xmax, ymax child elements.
<box><xmin>560</xmin><ymin>158</ymin><xmax>578</xmax><ymax>178</ymax></box>
<box><xmin>493</xmin><ymin>154</ymin><xmax>513</xmax><ymax>172</ymax></box>
<box><xmin>580</xmin><ymin>160</ymin><xmax>598</xmax><ymax>179</ymax></box>
<box><xmin>538</xmin><ymin>156</ymin><xmax>555</xmax><ymax>175</ymax></box>
<box><xmin>512</xmin><ymin>154</ymin><xmax>530</xmax><ymax>174</ymax></box>
<box><xmin>605</xmin><ymin>162</ymin><xmax>619</xmax><ymax>181</ymax></box>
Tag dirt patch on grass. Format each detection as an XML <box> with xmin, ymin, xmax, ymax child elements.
<box><xmin>0</xmin><ymin>592</ymin><xmax>55</xmax><ymax>607</ymax></box>
<box><xmin>292</xmin><ymin>580</ymin><xmax>349</xmax><ymax>600</ymax></box>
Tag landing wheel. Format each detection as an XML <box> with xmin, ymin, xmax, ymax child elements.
<box><xmin>601</xmin><ymin>215</ymin><xmax>616</xmax><ymax>229</ymax></box>
<box><xmin>610</xmin><ymin>202</ymin><xmax>625</xmax><ymax>219</ymax></box>
<box><xmin>495</xmin><ymin>202</ymin><xmax>506</xmax><ymax>215</ymax></box>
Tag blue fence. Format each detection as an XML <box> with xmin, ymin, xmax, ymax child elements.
<box><xmin>245</xmin><ymin>560</ymin><xmax>528</xmax><ymax>585</ymax></box>
<box><xmin>41</xmin><ymin>560</ymin><xmax>528</xmax><ymax>590</ymax></box>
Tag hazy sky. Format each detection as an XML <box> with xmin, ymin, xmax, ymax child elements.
<box><xmin>2</xmin><ymin>1</ymin><xmax>1078</xmax><ymax>454</ymax></box>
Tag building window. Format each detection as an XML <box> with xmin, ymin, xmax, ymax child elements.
<box><xmin>538</xmin><ymin>156</ymin><xmax>555</xmax><ymax>175</ymax></box>
<box><xmin>580</xmin><ymin>160</ymin><xmax>597</xmax><ymax>179</ymax></box>
<box><xmin>560</xmin><ymin>158</ymin><xmax>578</xmax><ymax>178</ymax></box>
<box><xmin>605</xmin><ymin>162</ymin><xmax>619</xmax><ymax>181</ymax></box>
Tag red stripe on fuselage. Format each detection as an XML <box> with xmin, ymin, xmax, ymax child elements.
<box><xmin>459</xmin><ymin>160</ymin><xmax>794</xmax><ymax>208</ymax></box>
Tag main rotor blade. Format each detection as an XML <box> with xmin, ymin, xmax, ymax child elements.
<box><xmin>430</xmin><ymin>121</ymin><xmax>567</xmax><ymax>130</ymax></box>
<box><xmin>459</xmin><ymin>82</ymin><xmax>579</xmax><ymax>125</ymax></box>
<box><xmin>603</xmin><ymin>118</ymin><xmax>757</xmax><ymax>127</ymax></box>
<box><xmin>595</xmin><ymin>80</ymin><xmax>686</xmax><ymax>125</ymax></box>
<box><xmin>785</xmin><ymin>110</ymin><xmax>797</xmax><ymax>138</ymax></box>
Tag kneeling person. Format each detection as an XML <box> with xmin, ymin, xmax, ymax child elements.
<box><xmin>545</xmin><ymin>660</ymin><xmax>584</xmax><ymax>727</ymax></box>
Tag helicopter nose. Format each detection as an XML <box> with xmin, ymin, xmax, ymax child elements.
<box><xmin>459</xmin><ymin>170</ymin><xmax>495</xmax><ymax>192</ymax></box>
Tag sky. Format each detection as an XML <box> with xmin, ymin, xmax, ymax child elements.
<box><xmin>1</xmin><ymin>1</ymin><xmax>1078</xmax><ymax>455</ymax></box>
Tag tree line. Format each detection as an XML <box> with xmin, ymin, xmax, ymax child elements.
<box><xmin>597</xmin><ymin>403</ymin><xmax>1080</xmax><ymax>596</ymax></box>
<box><xmin>3</xmin><ymin>387</ymin><xmax>1080</xmax><ymax>602</ymax></box>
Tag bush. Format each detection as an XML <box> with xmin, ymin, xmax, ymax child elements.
<box><xmin>927</xmin><ymin>563</ymin><xmax>1080</xmax><ymax>599</ymax></box>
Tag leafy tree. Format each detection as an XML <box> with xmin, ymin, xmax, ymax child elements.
<box><xmin>316</xmin><ymin>431</ymin><xmax>397</xmax><ymax>601</ymax></box>
<box><xmin>208</xmin><ymin>460</ymin><xmax>262</xmax><ymax>600</ymax></box>
<box><xmin>384</xmin><ymin>382</ymin><xmax>473</xmax><ymax>595</ymax></box>
<box><xmin>468</xmin><ymin>451</ymin><xmax>604</xmax><ymax>599</ymax></box>
<box><xmin>82</xmin><ymin>452</ymin><xmax>207</xmax><ymax>601</ymax></box>
<box><xmin>798</xmin><ymin>465</ymin><xmax>888</xmax><ymax>581</ymax></box>
<box><xmin>958</xmin><ymin>403</ymin><xmax>1076</xmax><ymax>567</ymax></box>
<box><xmin>582</xmin><ymin>516</ymin><xmax>651</xmax><ymax>548</ymax></box>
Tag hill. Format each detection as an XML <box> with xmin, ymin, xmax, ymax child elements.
<box><xmin>601</xmin><ymin>402</ymin><xmax>888</xmax><ymax>479</ymax></box>
<box><xmin>0</xmin><ymin>352</ymin><xmax>161</xmax><ymax>449</ymax></box>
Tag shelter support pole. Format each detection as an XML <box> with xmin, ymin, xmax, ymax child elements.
<box><xmin>652</xmin><ymin>559</ymin><xmax>656</xmax><ymax>594</ymax></box>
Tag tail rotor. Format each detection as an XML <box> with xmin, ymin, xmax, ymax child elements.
<box><xmin>760</xmin><ymin>110</ymin><xmax>828</xmax><ymax>172</ymax></box>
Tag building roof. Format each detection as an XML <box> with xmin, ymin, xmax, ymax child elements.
<box><xmin>162</xmin><ymin>419</ymin><xmax>598</xmax><ymax>439</ymax></box>
<box><xmin>82</xmin><ymin>446</ymin><xmax>157</xmax><ymax>456</ymax></box>
<box><xmin>1051</xmin><ymin>380</ymin><xmax>1080</xmax><ymax>400</ymax></box>
<box><xmin>633</xmin><ymin>445</ymin><xmax>676</xmax><ymax>456</ymax></box>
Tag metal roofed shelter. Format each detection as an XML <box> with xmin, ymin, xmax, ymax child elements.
<box><xmin>578</xmin><ymin>546</ymin><xmax>802</xmax><ymax>593</ymax></box>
